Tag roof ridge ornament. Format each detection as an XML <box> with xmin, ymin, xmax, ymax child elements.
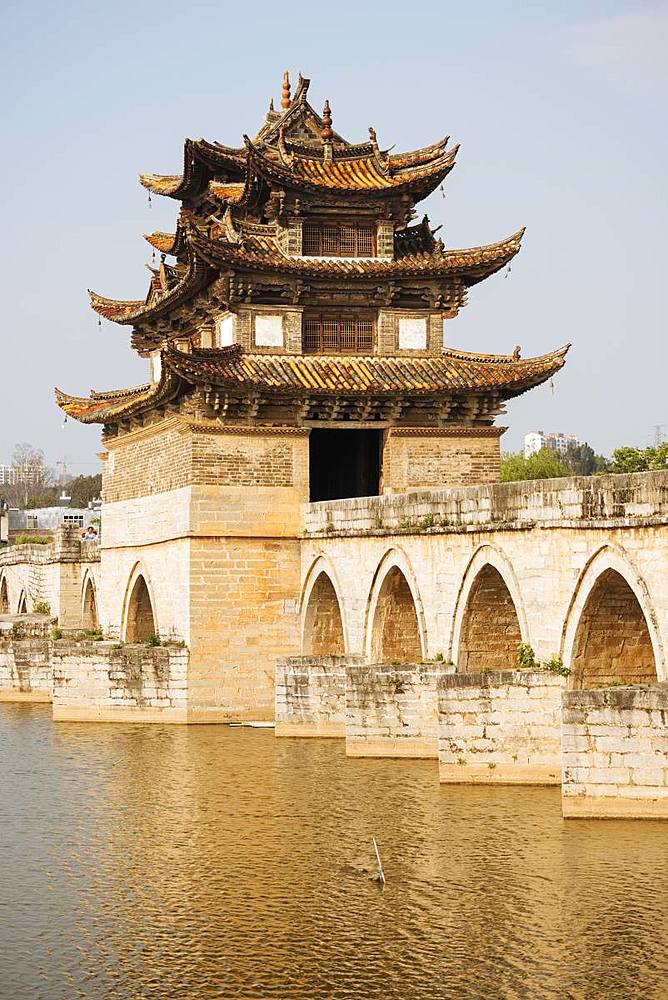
<box><xmin>281</xmin><ymin>70</ymin><xmax>291</xmax><ymax>109</ymax></box>
<box><xmin>321</xmin><ymin>100</ymin><xmax>334</xmax><ymax>142</ymax></box>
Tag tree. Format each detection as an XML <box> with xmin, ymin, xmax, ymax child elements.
<box><xmin>4</xmin><ymin>443</ymin><xmax>54</xmax><ymax>507</ymax></box>
<box><xmin>563</xmin><ymin>442</ymin><xmax>610</xmax><ymax>477</ymax></box>
<box><xmin>611</xmin><ymin>443</ymin><xmax>668</xmax><ymax>473</ymax></box>
<box><xmin>67</xmin><ymin>474</ymin><xmax>102</xmax><ymax>508</ymax></box>
<box><xmin>500</xmin><ymin>447</ymin><xmax>570</xmax><ymax>482</ymax></box>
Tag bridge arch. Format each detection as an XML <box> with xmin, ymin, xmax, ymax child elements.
<box><xmin>81</xmin><ymin>571</ymin><xmax>99</xmax><ymax>630</ymax></box>
<box><xmin>365</xmin><ymin>548</ymin><xmax>426</xmax><ymax>662</ymax></box>
<box><xmin>561</xmin><ymin>545</ymin><xmax>663</xmax><ymax>686</ymax></box>
<box><xmin>300</xmin><ymin>555</ymin><xmax>347</xmax><ymax>655</ymax></box>
<box><xmin>122</xmin><ymin>564</ymin><xmax>158</xmax><ymax>643</ymax></box>
<box><xmin>17</xmin><ymin>590</ymin><xmax>28</xmax><ymax>615</ymax></box>
<box><xmin>450</xmin><ymin>544</ymin><xmax>528</xmax><ymax>672</ymax></box>
<box><xmin>0</xmin><ymin>574</ymin><xmax>9</xmax><ymax>614</ymax></box>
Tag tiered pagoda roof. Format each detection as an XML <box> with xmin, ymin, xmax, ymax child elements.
<box><xmin>89</xmin><ymin>220</ymin><xmax>524</xmax><ymax>327</ymax></box>
<box><xmin>57</xmin><ymin>71</ymin><xmax>567</xmax><ymax>430</ymax></box>
<box><xmin>56</xmin><ymin>343</ymin><xmax>569</xmax><ymax>429</ymax></box>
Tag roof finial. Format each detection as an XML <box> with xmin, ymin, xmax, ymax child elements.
<box><xmin>281</xmin><ymin>70</ymin><xmax>291</xmax><ymax>109</ymax></box>
<box><xmin>369</xmin><ymin>126</ymin><xmax>377</xmax><ymax>145</ymax></box>
<box><xmin>269</xmin><ymin>97</ymin><xmax>275</xmax><ymax>112</ymax></box>
<box><xmin>321</xmin><ymin>99</ymin><xmax>333</xmax><ymax>142</ymax></box>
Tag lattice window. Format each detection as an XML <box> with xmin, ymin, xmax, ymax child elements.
<box><xmin>302</xmin><ymin>313</ymin><xmax>375</xmax><ymax>354</ymax></box>
<box><xmin>302</xmin><ymin>221</ymin><xmax>376</xmax><ymax>257</ymax></box>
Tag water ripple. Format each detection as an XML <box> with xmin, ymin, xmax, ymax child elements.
<box><xmin>0</xmin><ymin>705</ymin><xmax>667</xmax><ymax>999</ymax></box>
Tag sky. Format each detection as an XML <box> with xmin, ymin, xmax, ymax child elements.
<box><xmin>0</xmin><ymin>0</ymin><xmax>666</xmax><ymax>475</ymax></box>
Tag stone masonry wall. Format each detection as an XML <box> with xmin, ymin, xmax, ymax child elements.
<box><xmin>345</xmin><ymin>661</ymin><xmax>440</xmax><ymax>758</ymax></box>
<box><xmin>52</xmin><ymin>642</ymin><xmax>189</xmax><ymax>723</ymax></box>
<box><xmin>304</xmin><ymin>471</ymin><xmax>668</xmax><ymax>536</ymax></box>
<box><xmin>302</xmin><ymin>472</ymin><xmax>668</xmax><ymax>681</ymax></box>
<box><xmin>562</xmin><ymin>686</ymin><xmax>668</xmax><ymax>818</ymax></box>
<box><xmin>0</xmin><ymin>635</ymin><xmax>52</xmax><ymax>702</ymax></box>
<box><xmin>437</xmin><ymin>670</ymin><xmax>566</xmax><ymax>784</ymax></box>
<box><xmin>275</xmin><ymin>655</ymin><xmax>363</xmax><ymax>737</ymax></box>
<box><xmin>0</xmin><ymin>527</ymin><xmax>101</xmax><ymax>627</ymax></box>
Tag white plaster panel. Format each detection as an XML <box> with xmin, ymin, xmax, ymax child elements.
<box><xmin>398</xmin><ymin>317</ymin><xmax>427</xmax><ymax>350</ymax></box>
<box><xmin>255</xmin><ymin>314</ymin><xmax>284</xmax><ymax>348</ymax></box>
<box><xmin>218</xmin><ymin>314</ymin><xmax>235</xmax><ymax>347</ymax></box>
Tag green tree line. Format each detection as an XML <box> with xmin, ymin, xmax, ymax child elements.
<box><xmin>501</xmin><ymin>442</ymin><xmax>668</xmax><ymax>482</ymax></box>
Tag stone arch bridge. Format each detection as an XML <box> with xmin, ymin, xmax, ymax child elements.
<box><xmin>300</xmin><ymin>473</ymin><xmax>668</xmax><ymax>687</ymax></box>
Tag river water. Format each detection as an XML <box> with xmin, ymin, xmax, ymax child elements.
<box><xmin>1</xmin><ymin>704</ymin><xmax>667</xmax><ymax>1000</ymax></box>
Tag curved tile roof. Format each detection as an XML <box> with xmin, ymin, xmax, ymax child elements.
<box><xmin>55</xmin><ymin>344</ymin><xmax>568</xmax><ymax>426</ymax></box>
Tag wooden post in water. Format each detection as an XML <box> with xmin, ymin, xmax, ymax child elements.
<box><xmin>372</xmin><ymin>837</ymin><xmax>386</xmax><ymax>884</ymax></box>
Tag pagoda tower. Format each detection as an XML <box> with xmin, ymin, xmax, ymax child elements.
<box><xmin>57</xmin><ymin>73</ymin><xmax>567</xmax><ymax>722</ymax></box>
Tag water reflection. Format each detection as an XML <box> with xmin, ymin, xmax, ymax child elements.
<box><xmin>1</xmin><ymin>704</ymin><xmax>667</xmax><ymax>999</ymax></box>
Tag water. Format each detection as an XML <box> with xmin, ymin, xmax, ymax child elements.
<box><xmin>1</xmin><ymin>705</ymin><xmax>667</xmax><ymax>1000</ymax></box>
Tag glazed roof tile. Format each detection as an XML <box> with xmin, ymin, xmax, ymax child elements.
<box><xmin>248</xmin><ymin>141</ymin><xmax>459</xmax><ymax>196</ymax></box>
<box><xmin>193</xmin><ymin>226</ymin><xmax>524</xmax><ymax>284</ymax></box>
<box><xmin>165</xmin><ymin>344</ymin><xmax>568</xmax><ymax>396</ymax></box>
<box><xmin>55</xmin><ymin>343</ymin><xmax>568</xmax><ymax>425</ymax></box>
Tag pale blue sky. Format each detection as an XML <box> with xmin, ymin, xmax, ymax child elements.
<box><xmin>1</xmin><ymin>0</ymin><xmax>666</xmax><ymax>473</ymax></box>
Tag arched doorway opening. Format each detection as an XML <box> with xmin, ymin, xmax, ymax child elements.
<box><xmin>83</xmin><ymin>577</ymin><xmax>99</xmax><ymax>630</ymax></box>
<box><xmin>457</xmin><ymin>564</ymin><xmax>521</xmax><ymax>672</ymax></box>
<box><xmin>125</xmin><ymin>574</ymin><xmax>156</xmax><ymax>643</ymax></box>
<box><xmin>303</xmin><ymin>571</ymin><xmax>345</xmax><ymax>655</ymax></box>
<box><xmin>370</xmin><ymin>566</ymin><xmax>422</xmax><ymax>663</ymax></box>
<box><xmin>17</xmin><ymin>591</ymin><xmax>28</xmax><ymax>615</ymax></box>
<box><xmin>0</xmin><ymin>576</ymin><xmax>8</xmax><ymax>614</ymax></box>
<box><xmin>571</xmin><ymin>568</ymin><xmax>657</xmax><ymax>688</ymax></box>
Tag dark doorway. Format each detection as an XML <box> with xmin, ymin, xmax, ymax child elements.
<box><xmin>309</xmin><ymin>429</ymin><xmax>382</xmax><ymax>502</ymax></box>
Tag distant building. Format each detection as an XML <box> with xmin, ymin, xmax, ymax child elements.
<box><xmin>0</xmin><ymin>462</ymin><xmax>45</xmax><ymax>486</ymax></box>
<box><xmin>0</xmin><ymin>464</ymin><xmax>42</xmax><ymax>486</ymax></box>
<box><xmin>524</xmin><ymin>431</ymin><xmax>579</xmax><ymax>459</ymax></box>
<box><xmin>8</xmin><ymin>494</ymin><xmax>101</xmax><ymax>533</ymax></box>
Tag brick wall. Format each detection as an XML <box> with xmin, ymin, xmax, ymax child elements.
<box><xmin>370</xmin><ymin>567</ymin><xmax>422</xmax><ymax>662</ymax></box>
<box><xmin>104</xmin><ymin>421</ymin><xmax>192</xmax><ymax>503</ymax></box>
<box><xmin>438</xmin><ymin>670</ymin><xmax>566</xmax><ymax>783</ymax></box>
<box><xmin>375</xmin><ymin>310</ymin><xmax>445</xmax><ymax>356</ymax></box>
<box><xmin>303</xmin><ymin>573</ymin><xmax>345</xmax><ymax>655</ymax></box>
<box><xmin>192</xmin><ymin>434</ymin><xmax>296</xmax><ymax>487</ymax></box>
<box><xmin>382</xmin><ymin>428</ymin><xmax>502</xmax><ymax>491</ymax></box>
<box><xmin>562</xmin><ymin>686</ymin><xmax>668</xmax><ymax>817</ymax></box>
<box><xmin>345</xmin><ymin>661</ymin><xmax>440</xmax><ymax>757</ymax></box>
<box><xmin>376</xmin><ymin>221</ymin><xmax>394</xmax><ymax>258</ymax></box>
<box><xmin>457</xmin><ymin>564</ymin><xmax>522</xmax><ymax>671</ymax></box>
<box><xmin>571</xmin><ymin>568</ymin><xmax>657</xmax><ymax>687</ymax></box>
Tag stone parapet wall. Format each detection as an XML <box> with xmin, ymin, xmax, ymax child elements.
<box><xmin>562</xmin><ymin>686</ymin><xmax>668</xmax><ymax>818</ymax></box>
<box><xmin>438</xmin><ymin>670</ymin><xmax>566</xmax><ymax>784</ymax></box>
<box><xmin>0</xmin><ymin>637</ymin><xmax>52</xmax><ymax>702</ymax></box>
<box><xmin>275</xmin><ymin>655</ymin><xmax>363</xmax><ymax>737</ymax></box>
<box><xmin>345</xmin><ymin>661</ymin><xmax>440</xmax><ymax>758</ymax></box>
<box><xmin>0</xmin><ymin>526</ymin><xmax>100</xmax><ymax>624</ymax></box>
<box><xmin>304</xmin><ymin>471</ymin><xmax>668</xmax><ymax>537</ymax></box>
<box><xmin>52</xmin><ymin>643</ymin><xmax>189</xmax><ymax>723</ymax></box>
